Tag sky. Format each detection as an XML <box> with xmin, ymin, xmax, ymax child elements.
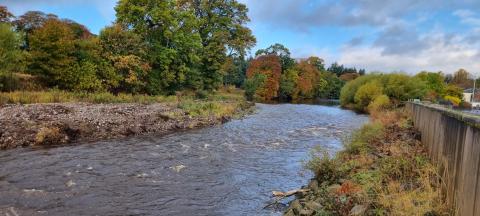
<box><xmin>3</xmin><ymin>0</ymin><xmax>480</xmax><ymax>75</ymax></box>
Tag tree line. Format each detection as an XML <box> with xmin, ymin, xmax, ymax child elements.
<box><xmin>340</xmin><ymin>69</ymin><xmax>476</xmax><ymax>113</ymax></box>
<box><xmin>0</xmin><ymin>3</ymin><xmax>366</xmax><ymax>101</ymax></box>
<box><xmin>0</xmin><ymin>1</ymin><xmax>255</xmax><ymax>95</ymax></box>
<box><xmin>244</xmin><ymin>43</ymin><xmax>364</xmax><ymax>102</ymax></box>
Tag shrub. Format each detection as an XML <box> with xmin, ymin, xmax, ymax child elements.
<box><xmin>368</xmin><ymin>94</ymin><xmax>391</xmax><ymax>113</ymax></box>
<box><xmin>340</xmin><ymin>74</ymin><xmax>379</xmax><ymax>108</ymax></box>
<box><xmin>306</xmin><ymin>147</ymin><xmax>344</xmax><ymax>184</ymax></box>
<box><xmin>354</xmin><ymin>81</ymin><xmax>383</xmax><ymax>112</ymax></box>
<box><xmin>0</xmin><ymin>73</ymin><xmax>20</xmax><ymax>92</ymax></box>
<box><xmin>381</xmin><ymin>74</ymin><xmax>426</xmax><ymax>103</ymax></box>
<box><xmin>444</xmin><ymin>95</ymin><xmax>461</xmax><ymax>106</ymax></box>
<box><xmin>195</xmin><ymin>90</ymin><xmax>209</xmax><ymax>99</ymax></box>
<box><xmin>415</xmin><ymin>71</ymin><xmax>446</xmax><ymax>95</ymax></box>
<box><xmin>244</xmin><ymin>73</ymin><xmax>266</xmax><ymax>101</ymax></box>
<box><xmin>35</xmin><ymin>126</ymin><xmax>68</xmax><ymax>146</ymax></box>
<box><xmin>444</xmin><ymin>84</ymin><xmax>463</xmax><ymax>99</ymax></box>
<box><xmin>344</xmin><ymin>122</ymin><xmax>384</xmax><ymax>154</ymax></box>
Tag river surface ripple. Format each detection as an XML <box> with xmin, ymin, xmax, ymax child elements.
<box><xmin>0</xmin><ymin>103</ymin><xmax>368</xmax><ymax>216</ymax></box>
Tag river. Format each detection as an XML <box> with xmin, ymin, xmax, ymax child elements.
<box><xmin>0</xmin><ymin>103</ymin><xmax>368</xmax><ymax>216</ymax></box>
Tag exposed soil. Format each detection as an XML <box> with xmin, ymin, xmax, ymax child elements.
<box><xmin>0</xmin><ymin>102</ymin><xmax>252</xmax><ymax>150</ymax></box>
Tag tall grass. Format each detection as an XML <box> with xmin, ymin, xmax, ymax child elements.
<box><xmin>0</xmin><ymin>90</ymin><xmax>178</xmax><ymax>105</ymax></box>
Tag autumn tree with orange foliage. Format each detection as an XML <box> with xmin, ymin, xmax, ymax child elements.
<box><xmin>246</xmin><ymin>55</ymin><xmax>282</xmax><ymax>101</ymax></box>
<box><xmin>294</xmin><ymin>59</ymin><xmax>320</xmax><ymax>99</ymax></box>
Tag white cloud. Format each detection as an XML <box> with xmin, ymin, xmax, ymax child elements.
<box><xmin>240</xmin><ymin>0</ymin><xmax>480</xmax><ymax>74</ymax></box>
<box><xmin>339</xmin><ymin>33</ymin><xmax>480</xmax><ymax>75</ymax></box>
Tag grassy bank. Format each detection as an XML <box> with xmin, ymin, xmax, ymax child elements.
<box><xmin>0</xmin><ymin>88</ymin><xmax>249</xmax><ymax>118</ymax></box>
<box><xmin>285</xmin><ymin>109</ymin><xmax>450</xmax><ymax>216</ymax></box>
<box><xmin>0</xmin><ymin>90</ymin><xmax>177</xmax><ymax>104</ymax></box>
<box><xmin>0</xmin><ymin>88</ymin><xmax>246</xmax><ymax>105</ymax></box>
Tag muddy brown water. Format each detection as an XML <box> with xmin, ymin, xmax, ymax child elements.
<box><xmin>0</xmin><ymin>104</ymin><xmax>367</xmax><ymax>216</ymax></box>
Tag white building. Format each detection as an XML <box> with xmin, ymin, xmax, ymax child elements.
<box><xmin>463</xmin><ymin>89</ymin><xmax>480</xmax><ymax>108</ymax></box>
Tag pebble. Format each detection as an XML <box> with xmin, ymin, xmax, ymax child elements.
<box><xmin>170</xmin><ymin>165</ymin><xmax>187</xmax><ymax>173</ymax></box>
<box><xmin>350</xmin><ymin>204</ymin><xmax>368</xmax><ymax>216</ymax></box>
<box><xmin>66</xmin><ymin>180</ymin><xmax>76</xmax><ymax>187</ymax></box>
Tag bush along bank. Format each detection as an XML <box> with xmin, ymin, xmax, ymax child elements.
<box><xmin>0</xmin><ymin>89</ymin><xmax>254</xmax><ymax>150</ymax></box>
<box><xmin>284</xmin><ymin>109</ymin><xmax>451</xmax><ymax>216</ymax></box>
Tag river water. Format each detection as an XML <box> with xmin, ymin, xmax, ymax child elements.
<box><xmin>0</xmin><ymin>104</ymin><xmax>368</xmax><ymax>216</ymax></box>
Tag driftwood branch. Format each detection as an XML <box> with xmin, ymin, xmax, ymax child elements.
<box><xmin>263</xmin><ymin>189</ymin><xmax>310</xmax><ymax>209</ymax></box>
<box><xmin>272</xmin><ymin>189</ymin><xmax>309</xmax><ymax>198</ymax></box>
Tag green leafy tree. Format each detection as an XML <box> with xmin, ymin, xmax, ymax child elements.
<box><xmin>70</xmin><ymin>61</ymin><xmax>104</xmax><ymax>92</ymax></box>
<box><xmin>179</xmin><ymin>0</ymin><xmax>256</xmax><ymax>90</ymax></box>
<box><xmin>381</xmin><ymin>74</ymin><xmax>426</xmax><ymax>102</ymax></box>
<box><xmin>327</xmin><ymin>62</ymin><xmax>362</xmax><ymax>77</ymax></box>
<box><xmin>306</xmin><ymin>56</ymin><xmax>326</xmax><ymax>72</ymax></box>
<box><xmin>116</xmin><ymin>0</ymin><xmax>202</xmax><ymax>95</ymax></box>
<box><xmin>415</xmin><ymin>71</ymin><xmax>446</xmax><ymax>95</ymax></box>
<box><xmin>74</xmin><ymin>37</ymin><xmax>120</xmax><ymax>91</ymax></box>
<box><xmin>222</xmin><ymin>56</ymin><xmax>248</xmax><ymax>88</ymax></box>
<box><xmin>111</xmin><ymin>55</ymin><xmax>150</xmax><ymax>93</ymax></box>
<box><xmin>244</xmin><ymin>73</ymin><xmax>266</xmax><ymax>101</ymax></box>
<box><xmin>28</xmin><ymin>19</ymin><xmax>76</xmax><ymax>88</ymax></box>
<box><xmin>0</xmin><ymin>23</ymin><xmax>24</xmax><ymax>90</ymax></box>
<box><xmin>99</xmin><ymin>24</ymin><xmax>148</xmax><ymax>93</ymax></box>
<box><xmin>99</xmin><ymin>24</ymin><xmax>145</xmax><ymax>57</ymax></box>
<box><xmin>316</xmin><ymin>72</ymin><xmax>344</xmax><ymax>99</ymax></box>
<box><xmin>279</xmin><ymin>68</ymin><xmax>299</xmax><ymax>100</ymax></box>
<box><xmin>14</xmin><ymin>11</ymin><xmax>57</xmax><ymax>50</ymax></box>
<box><xmin>359</xmin><ymin>69</ymin><xmax>366</xmax><ymax>76</ymax></box>
<box><xmin>327</xmin><ymin>62</ymin><xmax>345</xmax><ymax>76</ymax></box>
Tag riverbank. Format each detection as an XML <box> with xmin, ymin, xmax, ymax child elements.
<box><xmin>284</xmin><ymin>109</ymin><xmax>451</xmax><ymax>216</ymax></box>
<box><xmin>0</xmin><ymin>90</ymin><xmax>254</xmax><ymax>150</ymax></box>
